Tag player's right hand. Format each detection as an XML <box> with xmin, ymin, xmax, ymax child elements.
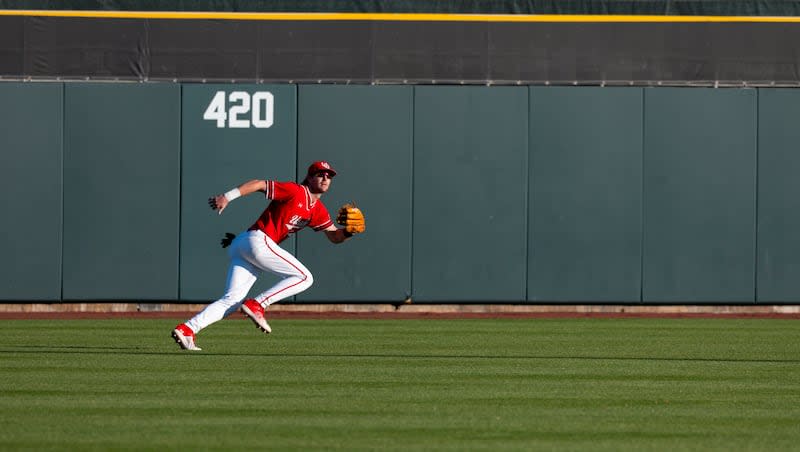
<box><xmin>208</xmin><ymin>195</ymin><xmax>229</xmax><ymax>214</ymax></box>
<box><xmin>220</xmin><ymin>232</ymin><xmax>236</xmax><ymax>248</ymax></box>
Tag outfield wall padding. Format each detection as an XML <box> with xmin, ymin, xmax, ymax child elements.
<box><xmin>295</xmin><ymin>85</ymin><xmax>414</xmax><ymax>302</ymax></box>
<box><xmin>4</xmin><ymin>82</ymin><xmax>800</xmax><ymax>303</ymax></box>
<box><xmin>179</xmin><ymin>84</ymin><xmax>297</xmax><ymax>302</ymax></box>
<box><xmin>412</xmin><ymin>86</ymin><xmax>529</xmax><ymax>302</ymax></box>
<box><xmin>61</xmin><ymin>83</ymin><xmax>181</xmax><ymax>300</ymax></box>
<box><xmin>756</xmin><ymin>89</ymin><xmax>800</xmax><ymax>303</ymax></box>
<box><xmin>0</xmin><ymin>83</ymin><xmax>63</xmax><ymax>301</ymax></box>
<box><xmin>642</xmin><ymin>88</ymin><xmax>757</xmax><ymax>303</ymax></box>
<box><xmin>528</xmin><ymin>87</ymin><xmax>643</xmax><ymax>302</ymax></box>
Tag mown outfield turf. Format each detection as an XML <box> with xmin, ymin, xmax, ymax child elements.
<box><xmin>0</xmin><ymin>318</ymin><xmax>798</xmax><ymax>450</ymax></box>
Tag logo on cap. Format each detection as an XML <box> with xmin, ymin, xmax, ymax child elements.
<box><xmin>307</xmin><ymin>160</ymin><xmax>337</xmax><ymax>177</ymax></box>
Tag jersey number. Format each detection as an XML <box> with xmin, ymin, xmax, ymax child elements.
<box><xmin>203</xmin><ymin>91</ymin><xmax>274</xmax><ymax>129</ymax></box>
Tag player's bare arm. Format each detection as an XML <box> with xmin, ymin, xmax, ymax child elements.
<box><xmin>326</xmin><ymin>203</ymin><xmax>366</xmax><ymax>243</ymax></box>
<box><xmin>208</xmin><ymin>179</ymin><xmax>268</xmax><ymax>214</ymax></box>
<box><xmin>324</xmin><ymin>225</ymin><xmax>352</xmax><ymax>244</ymax></box>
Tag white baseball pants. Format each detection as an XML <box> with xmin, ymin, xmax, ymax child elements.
<box><xmin>186</xmin><ymin>230</ymin><xmax>313</xmax><ymax>333</ymax></box>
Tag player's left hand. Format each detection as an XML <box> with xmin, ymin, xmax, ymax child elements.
<box><xmin>337</xmin><ymin>203</ymin><xmax>366</xmax><ymax>235</ymax></box>
<box><xmin>208</xmin><ymin>195</ymin><xmax>229</xmax><ymax>214</ymax></box>
<box><xmin>220</xmin><ymin>232</ymin><xmax>236</xmax><ymax>248</ymax></box>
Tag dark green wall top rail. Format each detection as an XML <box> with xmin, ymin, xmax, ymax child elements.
<box><xmin>3</xmin><ymin>0</ymin><xmax>800</xmax><ymax>16</ymax></box>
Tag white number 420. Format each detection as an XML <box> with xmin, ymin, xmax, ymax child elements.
<box><xmin>203</xmin><ymin>91</ymin><xmax>274</xmax><ymax>129</ymax></box>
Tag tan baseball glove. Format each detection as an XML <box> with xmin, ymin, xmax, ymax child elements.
<box><xmin>337</xmin><ymin>203</ymin><xmax>366</xmax><ymax>235</ymax></box>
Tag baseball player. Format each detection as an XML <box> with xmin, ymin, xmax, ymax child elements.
<box><xmin>171</xmin><ymin>161</ymin><xmax>365</xmax><ymax>351</ymax></box>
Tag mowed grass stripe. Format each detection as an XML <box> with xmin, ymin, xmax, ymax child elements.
<box><xmin>0</xmin><ymin>318</ymin><xmax>797</xmax><ymax>451</ymax></box>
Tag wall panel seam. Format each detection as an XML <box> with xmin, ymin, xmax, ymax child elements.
<box><xmin>409</xmin><ymin>86</ymin><xmax>415</xmax><ymax>301</ymax></box>
<box><xmin>639</xmin><ymin>88</ymin><xmax>646</xmax><ymax>304</ymax></box>
<box><xmin>524</xmin><ymin>86</ymin><xmax>531</xmax><ymax>302</ymax></box>
<box><xmin>177</xmin><ymin>84</ymin><xmax>184</xmax><ymax>301</ymax></box>
<box><xmin>753</xmin><ymin>89</ymin><xmax>760</xmax><ymax>304</ymax></box>
<box><xmin>59</xmin><ymin>82</ymin><xmax>65</xmax><ymax>302</ymax></box>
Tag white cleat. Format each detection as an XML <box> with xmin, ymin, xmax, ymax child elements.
<box><xmin>241</xmin><ymin>299</ymin><xmax>272</xmax><ymax>334</ymax></box>
<box><xmin>172</xmin><ymin>325</ymin><xmax>202</xmax><ymax>351</ymax></box>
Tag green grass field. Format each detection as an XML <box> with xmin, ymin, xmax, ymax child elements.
<box><xmin>0</xmin><ymin>317</ymin><xmax>798</xmax><ymax>451</ymax></box>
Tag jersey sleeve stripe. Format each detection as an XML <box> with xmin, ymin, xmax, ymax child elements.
<box><xmin>312</xmin><ymin>219</ymin><xmax>334</xmax><ymax>231</ymax></box>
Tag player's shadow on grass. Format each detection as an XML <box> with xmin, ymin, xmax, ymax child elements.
<box><xmin>3</xmin><ymin>344</ymin><xmax>149</xmax><ymax>352</ymax></box>
<box><xmin>243</xmin><ymin>352</ymin><xmax>800</xmax><ymax>364</ymax></box>
<box><xmin>2</xmin><ymin>346</ymin><xmax>798</xmax><ymax>364</ymax></box>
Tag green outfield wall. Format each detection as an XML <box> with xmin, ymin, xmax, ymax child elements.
<box><xmin>756</xmin><ymin>89</ymin><xmax>800</xmax><ymax>302</ymax></box>
<box><xmin>295</xmin><ymin>85</ymin><xmax>413</xmax><ymax>302</ymax></box>
<box><xmin>180</xmin><ymin>84</ymin><xmax>297</xmax><ymax>301</ymax></box>
<box><xmin>2</xmin><ymin>82</ymin><xmax>798</xmax><ymax>304</ymax></box>
<box><xmin>0</xmin><ymin>83</ymin><xmax>62</xmax><ymax>301</ymax></box>
<box><xmin>413</xmin><ymin>86</ymin><xmax>529</xmax><ymax>302</ymax></box>
<box><xmin>62</xmin><ymin>83</ymin><xmax>182</xmax><ymax>300</ymax></box>
<box><xmin>642</xmin><ymin>88</ymin><xmax>757</xmax><ymax>303</ymax></box>
<box><xmin>529</xmin><ymin>87</ymin><xmax>643</xmax><ymax>303</ymax></box>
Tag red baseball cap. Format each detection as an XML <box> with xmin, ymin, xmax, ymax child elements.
<box><xmin>306</xmin><ymin>161</ymin><xmax>337</xmax><ymax>177</ymax></box>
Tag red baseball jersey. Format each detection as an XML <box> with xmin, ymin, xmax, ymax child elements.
<box><xmin>248</xmin><ymin>181</ymin><xmax>334</xmax><ymax>244</ymax></box>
